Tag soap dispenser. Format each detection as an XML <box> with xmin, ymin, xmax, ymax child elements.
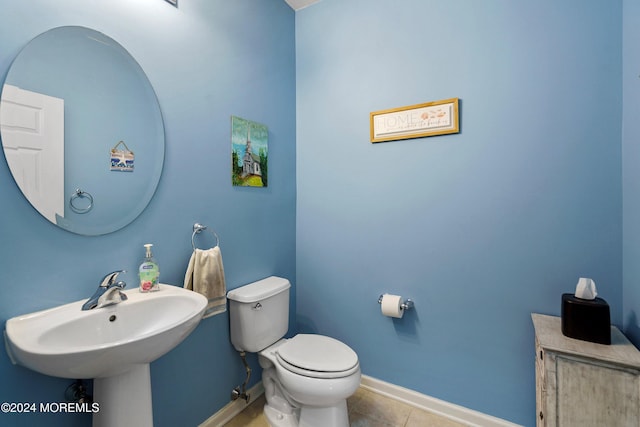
<box><xmin>139</xmin><ymin>243</ymin><xmax>160</xmax><ymax>292</ymax></box>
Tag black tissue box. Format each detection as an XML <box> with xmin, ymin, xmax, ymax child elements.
<box><xmin>561</xmin><ymin>293</ymin><xmax>611</xmax><ymax>345</ymax></box>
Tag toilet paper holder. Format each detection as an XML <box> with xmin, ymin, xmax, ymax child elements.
<box><xmin>378</xmin><ymin>294</ymin><xmax>414</xmax><ymax>311</ymax></box>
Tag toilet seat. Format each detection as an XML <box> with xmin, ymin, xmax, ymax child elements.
<box><xmin>275</xmin><ymin>334</ymin><xmax>359</xmax><ymax>379</ymax></box>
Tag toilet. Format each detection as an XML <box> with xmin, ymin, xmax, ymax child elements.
<box><xmin>227</xmin><ymin>276</ymin><xmax>361</xmax><ymax>427</ymax></box>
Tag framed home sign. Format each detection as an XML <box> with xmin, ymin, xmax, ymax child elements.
<box><xmin>370</xmin><ymin>98</ymin><xmax>459</xmax><ymax>143</ymax></box>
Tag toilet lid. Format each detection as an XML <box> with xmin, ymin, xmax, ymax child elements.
<box><xmin>276</xmin><ymin>334</ymin><xmax>359</xmax><ymax>376</ymax></box>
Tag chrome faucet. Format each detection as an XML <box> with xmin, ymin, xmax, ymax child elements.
<box><xmin>82</xmin><ymin>270</ymin><xmax>128</xmax><ymax>310</ymax></box>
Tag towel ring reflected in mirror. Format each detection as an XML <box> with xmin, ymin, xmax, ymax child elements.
<box><xmin>69</xmin><ymin>189</ymin><xmax>93</xmax><ymax>214</ymax></box>
<box><xmin>191</xmin><ymin>223</ymin><xmax>220</xmax><ymax>250</ymax></box>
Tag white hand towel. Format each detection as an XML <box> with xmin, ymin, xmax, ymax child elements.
<box><xmin>184</xmin><ymin>246</ymin><xmax>227</xmax><ymax>318</ymax></box>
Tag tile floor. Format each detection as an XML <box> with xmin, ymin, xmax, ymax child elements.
<box><xmin>224</xmin><ymin>386</ymin><xmax>469</xmax><ymax>427</ymax></box>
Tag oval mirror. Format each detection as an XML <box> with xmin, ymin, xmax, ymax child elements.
<box><xmin>0</xmin><ymin>26</ymin><xmax>164</xmax><ymax>235</ymax></box>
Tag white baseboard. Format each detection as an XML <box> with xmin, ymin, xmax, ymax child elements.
<box><xmin>198</xmin><ymin>382</ymin><xmax>265</xmax><ymax>427</ymax></box>
<box><xmin>199</xmin><ymin>375</ymin><xmax>522</xmax><ymax>427</ymax></box>
<box><xmin>360</xmin><ymin>375</ymin><xmax>523</xmax><ymax>427</ymax></box>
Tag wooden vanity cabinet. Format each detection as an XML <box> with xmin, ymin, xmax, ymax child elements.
<box><xmin>531</xmin><ymin>314</ymin><xmax>640</xmax><ymax>427</ymax></box>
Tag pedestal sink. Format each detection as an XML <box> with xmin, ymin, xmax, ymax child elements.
<box><xmin>4</xmin><ymin>284</ymin><xmax>208</xmax><ymax>427</ymax></box>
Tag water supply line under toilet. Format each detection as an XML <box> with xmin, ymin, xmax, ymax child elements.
<box><xmin>231</xmin><ymin>351</ymin><xmax>251</xmax><ymax>403</ymax></box>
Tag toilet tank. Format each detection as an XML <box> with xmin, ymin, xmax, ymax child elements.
<box><xmin>227</xmin><ymin>276</ymin><xmax>291</xmax><ymax>352</ymax></box>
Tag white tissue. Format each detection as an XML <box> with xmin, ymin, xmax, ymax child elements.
<box><xmin>575</xmin><ymin>277</ymin><xmax>598</xmax><ymax>300</ymax></box>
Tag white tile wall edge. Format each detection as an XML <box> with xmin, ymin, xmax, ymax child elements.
<box><xmin>198</xmin><ymin>375</ymin><xmax>523</xmax><ymax>427</ymax></box>
<box><xmin>360</xmin><ymin>375</ymin><xmax>524</xmax><ymax>427</ymax></box>
<box><xmin>199</xmin><ymin>382</ymin><xmax>265</xmax><ymax>427</ymax></box>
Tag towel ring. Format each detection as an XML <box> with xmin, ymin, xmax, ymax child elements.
<box><xmin>69</xmin><ymin>189</ymin><xmax>93</xmax><ymax>214</ymax></box>
<box><xmin>191</xmin><ymin>223</ymin><xmax>220</xmax><ymax>250</ymax></box>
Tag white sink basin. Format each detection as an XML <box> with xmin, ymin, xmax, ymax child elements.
<box><xmin>4</xmin><ymin>284</ymin><xmax>208</xmax><ymax>427</ymax></box>
<box><xmin>5</xmin><ymin>284</ymin><xmax>207</xmax><ymax>378</ymax></box>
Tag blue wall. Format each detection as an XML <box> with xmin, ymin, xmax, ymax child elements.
<box><xmin>296</xmin><ymin>1</ymin><xmax>622</xmax><ymax>426</ymax></box>
<box><xmin>0</xmin><ymin>1</ymin><xmax>295</xmax><ymax>426</ymax></box>
<box><xmin>623</xmin><ymin>0</ymin><xmax>640</xmax><ymax>344</ymax></box>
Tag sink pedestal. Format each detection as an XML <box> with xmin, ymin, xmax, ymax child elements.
<box><xmin>93</xmin><ymin>364</ymin><xmax>153</xmax><ymax>427</ymax></box>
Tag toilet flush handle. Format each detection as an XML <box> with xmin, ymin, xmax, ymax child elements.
<box><xmin>252</xmin><ymin>302</ymin><xmax>262</xmax><ymax>310</ymax></box>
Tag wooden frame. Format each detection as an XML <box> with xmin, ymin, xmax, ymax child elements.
<box><xmin>370</xmin><ymin>98</ymin><xmax>459</xmax><ymax>143</ymax></box>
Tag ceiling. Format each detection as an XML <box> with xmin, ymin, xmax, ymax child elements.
<box><xmin>284</xmin><ymin>0</ymin><xmax>321</xmax><ymax>11</ymax></box>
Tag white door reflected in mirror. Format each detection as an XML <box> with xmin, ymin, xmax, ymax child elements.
<box><xmin>1</xmin><ymin>84</ymin><xmax>64</xmax><ymax>223</ymax></box>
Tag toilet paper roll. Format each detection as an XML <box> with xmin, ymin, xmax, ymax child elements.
<box><xmin>381</xmin><ymin>294</ymin><xmax>404</xmax><ymax>318</ymax></box>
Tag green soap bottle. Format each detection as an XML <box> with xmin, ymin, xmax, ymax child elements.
<box><xmin>139</xmin><ymin>243</ymin><xmax>160</xmax><ymax>292</ymax></box>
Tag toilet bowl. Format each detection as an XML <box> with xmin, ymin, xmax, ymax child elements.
<box><xmin>259</xmin><ymin>335</ymin><xmax>361</xmax><ymax>426</ymax></box>
<box><xmin>227</xmin><ymin>277</ymin><xmax>361</xmax><ymax>427</ymax></box>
